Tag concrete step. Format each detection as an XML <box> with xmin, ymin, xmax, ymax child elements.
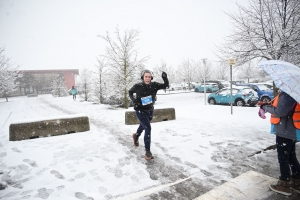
<box><xmin>194</xmin><ymin>170</ymin><xmax>277</xmax><ymax>200</ymax></box>
<box><xmin>116</xmin><ymin>170</ymin><xmax>278</xmax><ymax>200</ymax></box>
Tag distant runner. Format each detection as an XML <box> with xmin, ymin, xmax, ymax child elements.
<box><xmin>70</xmin><ymin>86</ymin><xmax>77</xmax><ymax>100</ymax></box>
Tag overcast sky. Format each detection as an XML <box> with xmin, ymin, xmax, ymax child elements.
<box><xmin>0</xmin><ymin>0</ymin><xmax>249</xmax><ymax>71</ymax></box>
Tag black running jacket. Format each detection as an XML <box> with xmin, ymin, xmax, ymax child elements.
<box><xmin>128</xmin><ymin>78</ymin><xmax>169</xmax><ymax>111</ymax></box>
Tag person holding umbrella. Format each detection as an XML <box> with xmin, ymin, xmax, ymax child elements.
<box><xmin>258</xmin><ymin>60</ymin><xmax>300</xmax><ymax>196</ymax></box>
<box><xmin>259</xmin><ymin>91</ymin><xmax>300</xmax><ymax>196</ymax></box>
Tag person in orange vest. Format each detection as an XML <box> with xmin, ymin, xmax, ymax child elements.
<box><xmin>259</xmin><ymin>91</ymin><xmax>300</xmax><ymax>196</ymax></box>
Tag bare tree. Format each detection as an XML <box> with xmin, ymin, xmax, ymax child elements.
<box><xmin>177</xmin><ymin>59</ymin><xmax>197</xmax><ymax>89</ymax></box>
<box><xmin>93</xmin><ymin>58</ymin><xmax>108</xmax><ymax>104</ymax></box>
<box><xmin>0</xmin><ymin>47</ymin><xmax>22</xmax><ymax>101</ymax></box>
<box><xmin>216</xmin><ymin>0</ymin><xmax>300</xmax><ymax>66</ymax></box>
<box><xmin>213</xmin><ymin>61</ymin><xmax>230</xmax><ymax>80</ymax></box>
<box><xmin>237</xmin><ymin>61</ymin><xmax>260</xmax><ymax>82</ymax></box>
<box><xmin>152</xmin><ymin>60</ymin><xmax>175</xmax><ymax>84</ymax></box>
<box><xmin>196</xmin><ymin>59</ymin><xmax>214</xmax><ymax>82</ymax></box>
<box><xmin>98</xmin><ymin>27</ymin><xmax>148</xmax><ymax>108</ymax></box>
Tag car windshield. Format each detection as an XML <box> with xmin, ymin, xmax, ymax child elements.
<box><xmin>264</xmin><ymin>84</ymin><xmax>273</xmax><ymax>89</ymax></box>
<box><xmin>256</xmin><ymin>84</ymin><xmax>271</xmax><ymax>91</ymax></box>
<box><xmin>219</xmin><ymin>89</ymin><xmax>228</xmax><ymax>95</ymax></box>
<box><xmin>232</xmin><ymin>89</ymin><xmax>240</xmax><ymax>95</ymax></box>
<box><xmin>206</xmin><ymin>83</ymin><xmax>217</xmax><ymax>87</ymax></box>
<box><xmin>241</xmin><ymin>88</ymin><xmax>258</xmax><ymax>97</ymax></box>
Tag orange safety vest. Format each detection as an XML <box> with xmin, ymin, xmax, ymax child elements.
<box><xmin>270</xmin><ymin>95</ymin><xmax>300</xmax><ymax>129</ymax></box>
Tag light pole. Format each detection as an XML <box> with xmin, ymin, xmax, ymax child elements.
<box><xmin>228</xmin><ymin>58</ymin><xmax>236</xmax><ymax>114</ymax></box>
<box><xmin>200</xmin><ymin>58</ymin><xmax>207</xmax><ymax>105</ymax></box>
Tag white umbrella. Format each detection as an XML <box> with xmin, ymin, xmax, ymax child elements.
<box><xmin>258</xmin><ymin>60</ymin><xmax>300</xmax><ymax>103</ymax></box>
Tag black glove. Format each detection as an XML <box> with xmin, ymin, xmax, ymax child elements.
<box><xmin>162</xmin><ymin>71</ymin><xmax>167</xmax><ymax>79</ymax></box>
<box><xmin>133</xmin><ymin>100</ymin><xmax>140</xmax><ymax>110</ymax></box>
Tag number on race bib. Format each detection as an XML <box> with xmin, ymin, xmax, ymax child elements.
<box><xmin>141</xmin><ymin>95</ymin><xmax>153</xmax><ymax>105</ymax></box>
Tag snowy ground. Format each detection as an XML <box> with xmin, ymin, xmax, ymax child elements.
<box><xmin>0</xmin><ymin>91</ymin><xmax>299</xmax><ymax>200</ymax></box>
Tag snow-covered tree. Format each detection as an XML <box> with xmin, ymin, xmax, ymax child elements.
<box><xmin>216</xmin><ymin>0</ymin><xmax>300</xmax><ymax>66</ymax></box>
<box><xmin>93</xmin><ymin>58</ymin><xmax>108</xmax><ymax>104</ymax></box>
<box><xmin>195</xmin><ymin>59</ymin><xmax>214</xmax><ymax>83</ymax></box>
<box><xmin>237</xmin><ymin>61</ymin><xmax>260</xmax><ymax>83</ymax></box>
<box><xmin>77</xmin><ymin>68</ymin><xmax>93</xmax><ymax>101</ymax></box>
<box><xmin>213</xmin><ymin>61</ymin><xmax>230</xmax><ymax>81</ymax></box>
<box><xmin>177</xmin><ymin>59</ymin><xmax>197</xmax><ymax>89</ymax></box>
<box><xmin>98</xmin><ymin>27</ymin><xmax>148</xmax><ymax>109</ymax></box>
<box><xmin>51</xmin><ymin>75</ymin><xmax>68</xmax><ymax>97</ymax></box>
<box><xmin>0</xmin><ymin>47</ymin><xmax>22</xmax><ymax>102</ymax></box>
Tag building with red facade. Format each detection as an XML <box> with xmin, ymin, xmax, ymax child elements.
<box><xmin>17</xmin><ymin>69</ymin><xmax>79</xmax><ymax>95</ymax></box>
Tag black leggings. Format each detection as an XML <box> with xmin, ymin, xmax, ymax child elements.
<box><xmin>276</xmin><ymin>135</ymin><xmax>300</xmax><ymax>180</ymax></box>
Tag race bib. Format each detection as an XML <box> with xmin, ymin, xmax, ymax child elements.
<box><xmin>141</xmin><ymin>95</ymin><xmax>153</xmax><ymax>105</ymax></box>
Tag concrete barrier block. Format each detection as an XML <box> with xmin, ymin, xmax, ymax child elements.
<box><xmin>125</xmin><ymin>108</ymin><xmax>176</xmax><ymax>125</ymax></box>
<box><xmin>27</xmin><ymin>94</ymin><xmax>38</xmax><ymax>97</ymax></box>
<box><xmin>9</xmin><ymin>114</ymin><xmax>90</xmax><ymax>141</ymax></box>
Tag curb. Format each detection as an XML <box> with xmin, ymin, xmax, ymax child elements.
<box><xmin>194</xmin><ymin>170</ymin><xmax>276</xmax><ymax>200</ymax></box>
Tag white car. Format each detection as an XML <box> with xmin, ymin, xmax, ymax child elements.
<box><xmin>169</xmin><ymin>84</ymin><xmax>182</xmax><ymax>91</ymax></box>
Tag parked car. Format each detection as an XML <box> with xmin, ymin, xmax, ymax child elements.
<box><xmin>236</xmin><ymin>83</ymin><xmax>274</xmax><ymax>102</ymax></box>
<box><xmin>230</xmin><ymin>80</ymin><xmax>245</xmax><ymax>85</ymax></box>
<box><xmin>207</xmin><ymin>87</ymin><xmax>259</xmax><ymax>107</ymax></box>
<box><xmin>220</xmin><ymin>81</ymin><xmax>230</xmax><ymax>88</ymax></box>
<box><xmin>205</xmin><ymin>80</ymin><xmax>226</xmax><ymax>89</ymax></box>
<box><xmin>169</xmin><ymin>84</ymin><xmax>182</xmax><ymax>91</ymax></box>
<box><xmin>194</xmin><ymin>83</ymin><xmax>219</xmax><ymax>93</ymax></box>
<box><xmin>180</xmin><ymin>82</ymin><xmax>195</xmax><ymax>90</ymax></box>
<box><xmin>260</xmin><ymin>82</ymin><xmax>273</xmax><ymax>90</ymax></box>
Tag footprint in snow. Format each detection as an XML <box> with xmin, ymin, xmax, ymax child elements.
<box><xmin>118</xmin><ymin>158</ymin><xmax>125</xmax><ymax>166</ymax></box>
<box><xmin>98</xmin><ymin>187</ymin><xmax>107</xmax><ymax>194</ymax></box>
<box><xmin>105</xmin><ymin>194</ymin><xmax>113</xmax><ymax>199</ymax></box>
<box><xmin>35</xmin><ymin>188</ymin><xmax>54</xmax><ymax>199</ymax></box>
<box><xmin>124</xmin><ymin>157</ymin><xmax>131</xmax><ymax>165</ymax></box>
<box><xmin>102</xmin><ymin>157</ymin><xmax>110</xmax><ymax>162</ymax></box>
<box><xmin>23</xmin><ymin>159</ymin><xmax>37</xmax><ymax>167</ymax></box>
<box><xmin>57</xmin><ymin>185</ymin><xmax>65</xmax><ymax>190</ymax></box>
<box><xmin>75</xmin><ymin>172</ymin><xmax>86</xmax><ymax>179</ymax></box>
<box><xmin>114</xmin><ymin>169</ymin><xmax>123</xmax><ymax>178</ymax></box>
<box><xmin>11</xmin><ymin>147</ymin><xmax>22</xmax><ymax>153</ymax></box>
<box><xmin>50</xmin><ymin>170</ymin><xmax>64</xmax><ymax>179</ymax></box>
<box><xmin>88</xmin><ymin>169</ymin><xmax>98</xmax><ymax>176</ymax></box>
<box><xmin>75</xmin><ymin>192</ymin><xmax>94</xmax><ymax>200</ymax></box>
<box><xmin>0</xmin><ymin>152</ymin><xmax>7</xmax><ymax>157</ymax></box>
<box><xmin>130</xmin><ymin>175</ymin><xmax>139</xmax><ymax>182</ymax></box>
